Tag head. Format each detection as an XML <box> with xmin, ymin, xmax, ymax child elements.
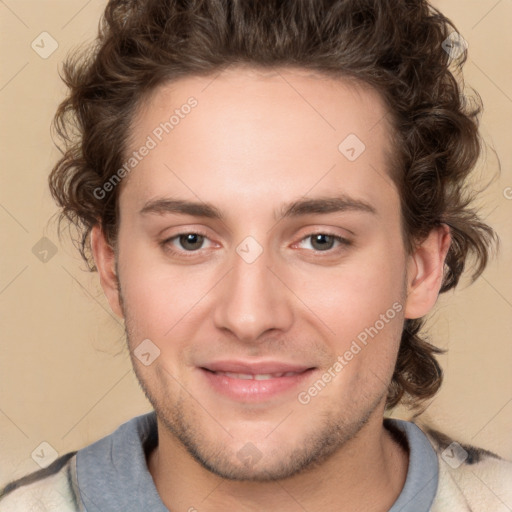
<box><xmin>50</xmin><ymin>0</ymin><xmax>497</xmax><ymax>480</ymax></box>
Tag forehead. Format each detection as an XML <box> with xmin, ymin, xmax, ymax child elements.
<box><xmin>121</xmin><ymin>66</ymin><xmax>397</xmax><ymax>221</ymax></box>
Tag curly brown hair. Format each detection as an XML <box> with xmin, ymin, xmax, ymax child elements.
<box><xmin>49</xmin><ymin>0</ymin><xmax>498</xmax><ymax>411</ymax></box>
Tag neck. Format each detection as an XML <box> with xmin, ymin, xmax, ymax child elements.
<box><xmin>147</xmin><ymin>412</ymin><xmax>409</xmax><ymax>512</ymax></box>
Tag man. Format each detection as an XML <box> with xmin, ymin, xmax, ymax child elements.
<box><xmin>1</xmin><ymin>0</ymin><xmax>510</xmax><ymax>510</ymax></box>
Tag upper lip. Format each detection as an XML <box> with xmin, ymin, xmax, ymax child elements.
<box><xmin>200</xmin><ymin>360</ymin><xmax>314</xmax><ymax>374</ymax></box>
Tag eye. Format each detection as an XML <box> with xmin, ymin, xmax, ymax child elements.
<box><xmin>297</xmin><ymin>233</ymin><xmax>351</xmax><ymax>252</ymax></box>
<box><xmin>160</xmin><ymin>231</ymin><xmax>351</xmax><ymax>257</ymax></box>
<box><xmin>161</xmin><ymin>232</ymin><xmax>213</xmax><ymax>253</ymax></box>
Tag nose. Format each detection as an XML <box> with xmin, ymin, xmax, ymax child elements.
<box><xmin>213</xmin><ymin>242</ymin><xmax>294</xmax><ymax>343</ymax></box>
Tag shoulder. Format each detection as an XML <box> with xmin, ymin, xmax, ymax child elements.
<box><xmin>0</xmin><ymin>412</ymin><xmax>157</xmax><ymax>511</ymax></box>
<box><xmin>419</xmin><ymin>423</ymin><xmax>512</xmax><ymax>511</ymax></box>
<box><xmin>0</xmin><ymin>451</ymin><xmax>83</xmax><ymax>512</ymax></box>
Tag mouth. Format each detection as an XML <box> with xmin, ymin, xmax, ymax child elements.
<box><xmin>207</xmin><ymin>370</ymin><xmax>305</xmax><ymax>380</ymax></box>
<box><xmin>198</xmin><ymin>362</ymin><xmax>317</xmax><ymax>402</ymax></box>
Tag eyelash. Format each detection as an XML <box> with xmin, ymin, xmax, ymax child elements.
<box><xmin>160</xmin><ymin>231</ymin><xmax>352</xmax><ymax>258</ymax></box>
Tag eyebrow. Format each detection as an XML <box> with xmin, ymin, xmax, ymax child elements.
<box><xmin>139</xmin><ymin>195</ymin><xmax>377</xmax><ymax>221</ymax></box>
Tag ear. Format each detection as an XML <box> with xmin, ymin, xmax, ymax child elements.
<box><xmin>90</xmin><ymin>224</ymin><xmax>124</xmax><ymax>319</ymax></box>
<box><xmin>404</xmin><ymin>224</ymin><xmax>451</xmax><ymax>319</ymax></box>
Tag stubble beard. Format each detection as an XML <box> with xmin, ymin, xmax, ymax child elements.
<box><xmin>126</xmin><ymin>326</ymin><xmax>385</xmax><ymax>482</ymax></box>
<box><xmin>116</xmin><ymin>271</ymin><xmax>396</xmax><ymax>483</ymax></box>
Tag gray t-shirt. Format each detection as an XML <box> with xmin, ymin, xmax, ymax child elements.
<box><xmin>76</xmin><ymin>411</ymin><xmax>438</xmax><ymax>511</ymax></box>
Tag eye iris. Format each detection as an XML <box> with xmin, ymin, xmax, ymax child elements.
<box><xmin>311</xmin><ymin>234</ymin><xmax>334</xmax><ymax>251</ymax></box>
<box><xmin>179</xmin><ymin>233</ymin><xmax>204</xmax><ymax>251</ymax></box>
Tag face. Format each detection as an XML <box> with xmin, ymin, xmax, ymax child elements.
<box><xmin>98</xmin><ymin>67</ymin><xmax>423</xmax><ymax>481</ymax></box>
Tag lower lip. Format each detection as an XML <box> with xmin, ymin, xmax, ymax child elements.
<box><xmin>199</xmin><ymin>368</ymin><xmax>316</xmax><ymax>402</ymax></box>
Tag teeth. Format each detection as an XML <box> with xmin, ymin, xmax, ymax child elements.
<box><xmin>254</xmin><ymin>373</ymin><xmax>278</xmax><ymax>380</ymax></box>
<box><xmin>215</xmin><ymin>371</ymin><xmax>299</xmax><ymax>380</ymax></box>
<box><xmin>224</xmin><ymin>372</ymin><xmax>254</xmax><ymax>380</ymax></box>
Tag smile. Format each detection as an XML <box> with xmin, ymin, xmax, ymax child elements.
<box><xmin>199</xmin><ymin>366</ymin><xmax>316</xmax><ymax>402</ymax></box>
<box><xmin>212</xmin><ymin>371</ymin><xmax>303</xmax><ymax>380</ymax></box>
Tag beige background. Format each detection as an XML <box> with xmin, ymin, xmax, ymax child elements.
<box><xmin>1</xmin><ymin>0</ymin><xmax>511</xmax><ymax>488</ymax></box>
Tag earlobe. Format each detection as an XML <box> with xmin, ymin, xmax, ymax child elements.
<box><xmin>90</xmin><ymin>224</ymin><xmax>124</xmax><ymax>319</ymax></box>
<box><xmin>404</xmin><ymin>224</ymin><xmax>451</xmax><ymax>319</ymax></box>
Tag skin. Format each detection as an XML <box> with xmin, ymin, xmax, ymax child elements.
<box><xmin>91</xmin><ymin>66</ymin><xmax>451</xmax><ymax>511</ymax></box>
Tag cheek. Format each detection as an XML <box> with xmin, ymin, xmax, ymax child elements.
<box><xmin>117</xmin><ymin>241</ymin><xmax>196</xmax><ymax>338</ymax></box>
<box><xmin>297</xmin><ymin>245</ymin><xmax>405</xmax><ymax>331</ymax></box>
<box><xmin>289</xmin><ymin>240</ymin><xmax>406</xmax><ymax>379</ymax></box>
<box><xmin>119</xmin><ymin>224</ymin><xmax>406</xmax><ymax>347</ymax></box>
